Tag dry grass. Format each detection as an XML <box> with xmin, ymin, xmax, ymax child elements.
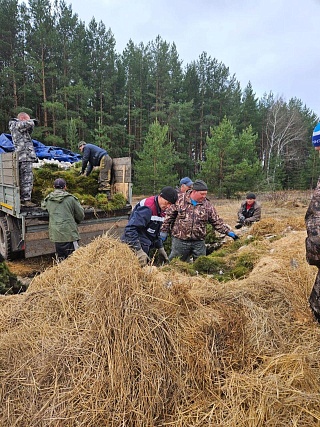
<box><xmin>1</xmin><ymin>212</ymin><xmax>320</xmax><ymax>426</ymax></box>
<box><xmin>0</xmin><ymin>191</ymin><xmax>318</xmax><ymax>425</ymax></box>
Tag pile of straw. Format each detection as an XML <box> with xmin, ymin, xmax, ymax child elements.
<box><xmin>1</xmin><ymin>230</ymin><xmax>320</xmax><ymax>426</ymax></box>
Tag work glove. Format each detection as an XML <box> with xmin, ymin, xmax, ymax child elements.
<box><xmin>136</xmin><ymin>248</ymin><xmax>148</xmax><ymax>267</ymax></box>
<box><xmin>159</xmin><ymin>232</ymin><xmax>168</xmax><ymax>242</ymax></box>
<box><xmin>227</xmin><ymin>231</ymin><xmax>239</xmax><ymax>240</ymax></box>
<box><xmin>239</xmin><ymin>214</ymin><xmax>245</xmax><ymax>222</ymax></box>
<box><xmin>158</xmin><ymin>247</ymin><xmax>169</xmax><ymax>263</ymax></box>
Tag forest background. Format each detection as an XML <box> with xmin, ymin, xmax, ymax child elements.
<box><xmin>1</xmin><ymin>0</ymin><xmax>320</xmax><ymax>197</ymax></box>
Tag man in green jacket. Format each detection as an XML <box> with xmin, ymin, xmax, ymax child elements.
<box><xmin>41</xmin><ymin>178</ymin><xmax>85</xmax><ymax>260</ymax></box>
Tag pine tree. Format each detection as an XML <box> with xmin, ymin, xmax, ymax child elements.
<box><xmin>134</xmin><ymin>120</ymin><xmax>178</xmax><ymax>194</ymax></box>
<box><xmin>202</xmin><ymin>118</ymin><xmax>261</xmax><ymax>197</ymax></box>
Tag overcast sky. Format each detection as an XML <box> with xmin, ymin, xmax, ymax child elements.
<box><xmin>70</xmin><ymin>0</ymin><xmax>320</xmax><ymax>117</ymax></box>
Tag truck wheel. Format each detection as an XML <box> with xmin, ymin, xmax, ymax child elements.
<box><xmin>0</xmin><ymin>217</ymin><xmax>12</xmax><ymax>260</ymax></box>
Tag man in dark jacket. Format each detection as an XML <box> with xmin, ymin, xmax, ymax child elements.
<box><xmin>9</xmin><ymin>112</ymin><xmax>38</xmax><ymax>207</ymax></box>
<box><xmin>78</xmin><ymin>141</ymin><xmax>113</xmax><ymax>199</ymax></box>
<box><xmin>161</xmin><ymin>179</ymin><xmax>239</xmax><ymax>262</ymax></box>
<box><xmin>121</xmin><ymin>186</ymin><xmax>178</xmax><ymax>266</ymax></box>
<box><xmin>235</xmin><ymin>193</ymin><xmax>261</xmax><ymax>229</ymax></box>
<box><xmin>41</xmin><ymin>178</ymin><xmax>85</xmax><ymax>261</ymax></box>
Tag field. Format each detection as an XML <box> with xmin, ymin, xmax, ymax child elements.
<box><xmin>1</xmin><ymin>190</ymin><xmax>320</xmax><ymax>426</ymax></box>
<box><xmin>7</xmin><ymin>190</ymin><xmax>312</xmax><ymax>279</ymax></box>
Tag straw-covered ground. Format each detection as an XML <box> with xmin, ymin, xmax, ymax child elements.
<box><xmin>1</xmin><ymin>191</ymin><xmax>320</xmax><ymax>426</ymax></box>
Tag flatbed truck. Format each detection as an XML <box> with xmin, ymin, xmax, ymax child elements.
<box><xmin>0</xmin><ymin>152</ymin><xmax>132</xmax><ymax>259</ymax></box>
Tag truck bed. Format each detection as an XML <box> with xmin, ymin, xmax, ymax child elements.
<box><xmin>22</xmin><ymin>205</ymin><xmax>131</xmax><ymax>258</ymax></box>
<box><xmin>0</xmin><ymin>152</ymin><xmax>132</xmax><ymax>259</ymax></box>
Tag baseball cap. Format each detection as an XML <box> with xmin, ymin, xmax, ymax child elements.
<box><xmin>180</xmin><ymin>177</ymin><xmax>193</xmax><ymax>187</ymax></box>
<box><xmin>54</xmin><ymin>178</ymin><xmax>66</xmax><ymax>189</ymax></box>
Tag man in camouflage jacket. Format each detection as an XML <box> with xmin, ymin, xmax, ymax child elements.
<box><xmin>305</xmin><ymin>178</ymin><xmax>320</xmax><ymax>323</ymax></box>
<box><xmin>9</xmin><ymin>112</ymin><xmax>37</xmax><ymax>206</ymax></box>
<box><xmin>160</xmin><ymin>179</ymin><xmax>239</xmax><ymax>262</ymax></box>
<box><xmin>235</xmin><ymin>192</ymin><xmax>261</xmax><ymax>229</ymax></box>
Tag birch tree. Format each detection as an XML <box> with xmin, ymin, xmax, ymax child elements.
<box><xmin>263</xmin><ymin>98</ymin><xmax>307</xmax><ymax>188</ymax></box>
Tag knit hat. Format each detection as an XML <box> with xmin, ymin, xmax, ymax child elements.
<box><xmin>192</xmin><ymin>179</ymin><xmax>208</xmax><ymax>191</ymax></box>
<box><xmin>78</xmin><ymin>141</ymin><xmax>86</xmax><ymax>148</ymax></box>
<box><xmin>312</xmin><ymin>123</ymin><xmax>320</xmax><ymax>148</ymax></box>
<box><xmin>246</xmin><ymin>192</ymin><xmax>256</xmax><ymax>199</ymax></box>
<box><xmin>180</xmin><ymin>177</ymin><xmax>193</xmax><ymax>187</ymax></box>
<box><xmin>54</xmin><ymin>178</ymin><xmax>66</xmax><ymax>189</ymax></box>
<box><xmin>159</xmin><ymin>186</ymin><xmax>178</xmax><ymax>204</ymax></box>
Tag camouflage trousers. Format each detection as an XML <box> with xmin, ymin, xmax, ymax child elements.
<box><xmin>19</xmin><ymin>161</ymin><xmax>33</xmax><ymax>201</ymax></box>
<box><xmin>309</xmin><ymin>269</ymin><xmax>320</xmax><ymax>323</ymax></box>
<box><xmin>98</xmin><ymin>154</ymin><xmax>112</xmax><ymax>191</ymax></box>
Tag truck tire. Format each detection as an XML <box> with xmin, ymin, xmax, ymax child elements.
<box><xmin>0</xmin><ymin>217</ymin><xmax>12</xmax><ymax>260</ymax></box>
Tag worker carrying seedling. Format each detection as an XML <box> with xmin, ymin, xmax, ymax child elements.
<box><xmin>78</xmin><ymin>141</ymin><xmax>113</xmax><ymax>199</ymax></box>
<box><xmin>235</xmin><ymin>193</ymin><xmax>261</xmax><ymax>229</ymax></box>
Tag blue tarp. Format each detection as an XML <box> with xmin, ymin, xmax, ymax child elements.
<box><xmin>0</xmin><ymin>133</ymin><xmax>82</xmax><ymax>163</ymax></box>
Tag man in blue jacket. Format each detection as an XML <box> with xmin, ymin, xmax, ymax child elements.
<box><xmin>121</xmin><ymin>186</ymin><xmax>178</xmax><ymax>266</ymax></box>
<box><xmin>78</xmin><ymin>141</ymin><xmax>113</xmax><ymax>199</ymax></box>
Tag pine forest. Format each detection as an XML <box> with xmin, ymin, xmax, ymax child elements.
<box><xmin>1</xmin><ymin>0</ymin><xmax>320</xmax><ymax>195</ymax></box>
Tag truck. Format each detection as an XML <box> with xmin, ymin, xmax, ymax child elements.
<box><xmin>0</xmin><ymin>152</ymin><xmax>132</xmax><ymax>260</ymax></box>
